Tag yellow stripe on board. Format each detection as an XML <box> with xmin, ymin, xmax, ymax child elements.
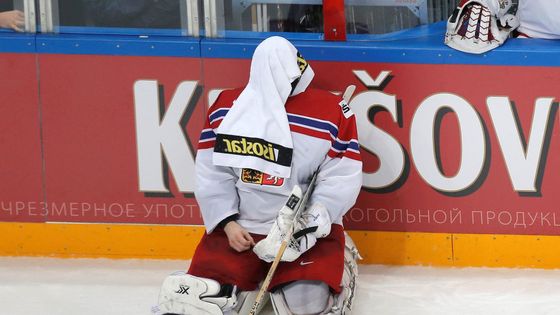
<box><xmin>0</xmin><ymin>222</ymin><xmax>205</xmax><ymax>259</ymax></box>
<box><xmin>452</xmin><ymin>234</ymin><xmax>560</xmax><ymax>269</ymax></box>
<box><xmin>1</xmin><ymin>222</ymin><xmax>560</xmax><ymax>268</ymax></box>
<box><xmin>346</xmin><ymin>230</ymin><xmax>454</xmax><ymax>266</ymax></box>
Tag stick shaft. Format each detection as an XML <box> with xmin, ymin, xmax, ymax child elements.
<box><xmin>248</xmin><ymin>239</ymin><xmax>289</xmax><ymax>315</ymax></box>
<box><xmin>249</xmin><ymin>171</ymin><xmax>318</xmax><ymax>315</ymax></box>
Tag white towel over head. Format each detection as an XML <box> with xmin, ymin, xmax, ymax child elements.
<box><xmin>213</xmin><ymin>36</ymin><xmax>314</xmax><ymax>178</ymax></box>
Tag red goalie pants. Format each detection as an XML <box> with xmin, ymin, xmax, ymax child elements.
<box><xmin>188</xmin><ymin>224</ymin><xmax>345</xmax><ymax>293</ymax></box>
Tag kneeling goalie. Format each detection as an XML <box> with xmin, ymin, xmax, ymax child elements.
<box><xmin>154</xmin><ymin>36</ymin><xmax>363</xmax><ymax>315</ymax></box>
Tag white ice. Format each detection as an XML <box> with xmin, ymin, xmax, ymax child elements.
<box><xmin>1</xmin><ymin>257</ymin><xmax>560</xmax><ymax>314</ymax></box>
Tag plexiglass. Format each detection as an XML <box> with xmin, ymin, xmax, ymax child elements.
<box><xmin>345</xmin><ymin>0</ymin><xmax>460</xmax><ymax>35</ymax></box>
<box><xmin>53</xmin><ymin>0</ymin><xmax>194</xmax><ymax>35</ymax></box>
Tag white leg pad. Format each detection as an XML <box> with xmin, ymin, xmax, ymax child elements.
<box><xmin>155</xmin><ymin>272</ymin><xmax>237</xmax><ymax>315</ymax></box>
<box><xmin>234</xmin><ymin>290</ymin><xmax>274</xmax><ymax>315</ymax></box>
<box><xmin>269</xmin><ymin>232</ymin><xmax>361</xmax><ymax>315</ymax></box>
<box><xmin>328</xmin><ymin>232</ymin><xmax>361</xmax><ymax>314</ymax></box>
<box><xmin>271</xmin><ymin>280</ymin><xmax>330</xmax><ymax>315</ymax></box>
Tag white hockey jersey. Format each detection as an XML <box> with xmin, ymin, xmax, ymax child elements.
<box><xmin>517</xmin><ymin>0</ymin><xmax>560</xmax><ymax>39</ymax></box>
<box><xmin>195</xmin><ymin>87</ymin><xmax>363</xmax><ymax>235</ymax></box>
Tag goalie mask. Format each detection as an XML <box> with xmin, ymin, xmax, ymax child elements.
<box><xmin>445</xmin><ymin>0</ymin><xmax>519</xmax><ymax>54</ymax></box>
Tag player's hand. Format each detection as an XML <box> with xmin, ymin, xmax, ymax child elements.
<box><xmin>223</xmin><ymin>221</ymin><xmax>255</xmax><ymax>252</ymax></box>
<box><xmin>0</xmin><ymin>10</ymin><xmax>24</xmax><ymax>32</ymax></box>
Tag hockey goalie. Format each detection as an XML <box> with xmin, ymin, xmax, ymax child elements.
<box><xmin>153</xmin><ymin>36</ymin><xmax>363</xmax><ymax>315</ymax></box>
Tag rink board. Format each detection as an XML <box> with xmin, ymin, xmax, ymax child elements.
<box><xmin>1</xmin><ymin>26</ymin><xmax>560</xmax><ymax>267</ymax></box>
<box><xmin>3</xmin><ymin>221</ymin><xmax>560</xmax><ymax>269</ymax></box>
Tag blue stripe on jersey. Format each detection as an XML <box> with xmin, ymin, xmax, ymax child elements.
<box><xmin>332</xmin><ymin>139</ymin><xmax>360</xmax><ymax>152</ymax></box>
<box><xmin>348</xmin><ymin>140</ymin><xmax>360</xmax><ymax>151</ymax></box>
<box><xmin>332</xmin><ymin>140</ymin><xmax>347</xmax><ymax>151</ymax></box>
<box><xmin>207</xmin><ymin>110</ymin><xmax>357</xmax><ymax>153</ymax></box>
<box><xmin>200</xmin><ymin>129</ymin><xmax>216</xmax><ymax>141</ymax></box>
<box><xmin>209</xmin><ymin>108</ymin><xmax>229</xmax><ymax>123</ymax></box>
<box><xmin>287</xmin><ymin>114</ymin><xmax>339</xmax><ymax>139</ymax></box>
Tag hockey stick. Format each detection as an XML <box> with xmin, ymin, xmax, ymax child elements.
<box><xmin>342</xmin><ymin>84</ymin><xmax>356</xmax><ymax>103</ymax></box>
<box><xmin>249</xmin><ymin>171</ymin><xmax>319</xmax><ymax>315</ymax></box>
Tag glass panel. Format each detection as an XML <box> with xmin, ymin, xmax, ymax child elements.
<box><xmin>53</xmin><ymin>0</ymin><xmax>194</xmax><ymax>36</ymax></box>
<box><xmin>345</xmin><ymin>0</ymin><xmax>460</xmax><ymax>35</ymax></box>
<box><xmin>219</xmin><ymin>0</ymin><xmax>323</xmax><ymax>38</ymax></box>
<box><xmin>427</xmin><ymin>0</ymin><xmax>459</xmax><ymax>24</ymax></box>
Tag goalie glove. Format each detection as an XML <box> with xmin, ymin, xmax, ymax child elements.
<box><xmin>253</xmin><ymin>201</ymin><xmax>332</xmax><ymax>263</ymax></box>
<box><xmin>445</xmin><ymin>0</ymin><xmax>519</xmax><ymax>54</ymax></box>
<box><xmin>253</xmin><ymin>186</ymin><xmax>302</xmax><ymax>263</ymax></box>
<box><xmin>290</xmin><ymin>202</ymin><xmax>332</xmax><ymax>258</ymax></box>
<box><xmin>295</xmin><ymin>202</ymin><xmax>331</xmax><ymax>239</ymax></box>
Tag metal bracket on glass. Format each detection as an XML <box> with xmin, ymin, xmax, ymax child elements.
<box><xmin>14</xmin><ymin>0</ymin><xmax>36</xmax><ymax>32</ymax></box>
<box><xmin>204</xmin><ymin>0</ymin><xmax>216</xmax><ymax>37</ymax></box>
<box><xmin>23</xmin><ymin>0</ymin><xmax>37</xmax><ymax>32</ymax></box>
<box><xmin>184</xmin><ymin>0</ymin><xmax>200</xmax><ymax>37</ymax></box>
<box><xmin>253</xmin><ymin>3</ymin><xmax>269</xmax><ymax>32</ymax></box>
<box><xmin>205</xmin><ymin>0</ymin><xmax>226</xmax><ymax>37</ymax></box>
<box><xmin>38</xmin><ymin>0</ymin><xmax>54</xmax><ymax>33</ymax></box>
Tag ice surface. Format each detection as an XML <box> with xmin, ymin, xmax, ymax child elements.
<box><xmin>1</xmin><ymin>257</ymin><xmax>560</xmax><ymax>314</ymax></box>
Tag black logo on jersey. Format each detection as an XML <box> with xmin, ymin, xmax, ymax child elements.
<box><xmin>339</xmin><ymin>100</ymin><xmax>354</xmax><ymax>118</ymax></box>
<box><xmin>175</xmin><ymin>285</ymin><xmax>190</xmax><ymax>295</ymax></box>
<box><xmin>215</xmin><ymin>134</ymin><xmax>292</xmax><ymax>167</ymax></box>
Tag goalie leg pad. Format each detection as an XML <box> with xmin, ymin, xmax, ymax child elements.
<box><xmin>328</xmin><ymin>232</ymin><xmax>361</xmax><ymax>314</ymax></box>
<box><xmin>269</xmin><ymin>232</ymin><xmax>360</xmax><ymax>315</ymax></box>
<box><xmin>270</xmin><ymin>281</ymin><xmax>331</xmax><ymax>315</ymax></box>
<box><xmin>269</xmin><ymin>232</ymin><xmax>361</xmax><ymax>315</ymax></box>
<box><xmin>156</xmin><ymin>272</ymin><xmax>237</xmax><ymax>315</ymax></box>
<box><xmin>234</xmin><ymin>290</ymin><xmax>272</xmax><ymax>315</ymax></box>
